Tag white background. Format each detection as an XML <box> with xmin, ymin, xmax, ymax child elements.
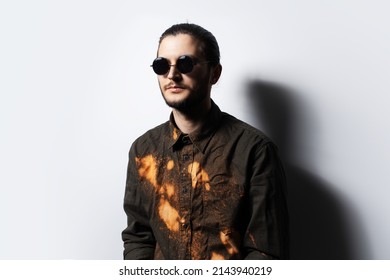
<box><xmin>1</xmin><ymin>0</ymin><xmax>389</xmax><ymax>259</ymax></box>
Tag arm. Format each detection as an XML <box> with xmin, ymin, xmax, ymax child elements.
<box><xmin>122</xmin><ymin>146</ymin><xmax>156</xmax><ymax>260</ymax></box>
<box><xmin>243</xmin><ymin>142</ymin><xmax>289</xmax><ymax>260</ymax></box>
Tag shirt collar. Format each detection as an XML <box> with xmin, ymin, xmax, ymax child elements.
<box><xmin>167</xmin><ymin>100</ymin><xmax>222</xmax><ymax>154</ymax></box>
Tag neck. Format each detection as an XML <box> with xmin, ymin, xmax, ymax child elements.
<box><xmin>172</xmin><ymin>99</ymin><xmax>212</xmax><ymax>134</ymax></box>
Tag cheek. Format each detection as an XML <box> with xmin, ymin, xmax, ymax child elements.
<box><xmin>157</xmin><ymin>77</ymin><xmax>165</xmax><ymax>89</ymax></box>
<box><xmin>185</xmin><ymin>71</ymin><xmax>211</xmax><ymax>88</ymax></box>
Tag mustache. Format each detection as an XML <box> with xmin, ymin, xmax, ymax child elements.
<box><xmin>164</xmin><ymin>83</ymin><xmax>188</xmax><ymax>90</ymax></box>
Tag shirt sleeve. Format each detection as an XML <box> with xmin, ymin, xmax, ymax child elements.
<box><xmin>243</xmin><ymin>142</ymin><xmax>289</xmax><ymax>259</ymax></box>
<box><xmin>122</xmin><ymin>145</ymin><xmax>156</xmax><ymax>260</ymax></box>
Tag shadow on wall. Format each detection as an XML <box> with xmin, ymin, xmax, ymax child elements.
<box><xmin>246</xmin><ymin>80</ymin><xmax>367</xmax><ymax>259</ymax></box>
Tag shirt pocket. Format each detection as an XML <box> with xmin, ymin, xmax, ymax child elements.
<box><xmin>203</xmin><ymin>182</ymin><xmax>245</xmax><ymax>229</ymax></box>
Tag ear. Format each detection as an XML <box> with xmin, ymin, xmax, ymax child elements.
<box><xmin>210</xmin><ymin>64</ymin><xmax>222</xmax><ymax>85</ymax></box>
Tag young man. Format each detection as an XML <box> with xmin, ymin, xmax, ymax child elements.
<box><xmin>122</xmin><ymin>23</ymin><xmax>289</xmax><ymax>260</ymax></box>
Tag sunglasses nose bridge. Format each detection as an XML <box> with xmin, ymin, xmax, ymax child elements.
<box><xmin>166</xmin><ymin>62</ymin><xmax>184</xmax><ymax>78</ymax></box>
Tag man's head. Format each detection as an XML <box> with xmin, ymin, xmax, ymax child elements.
<box><xmin>153</xmin><ymin>23</ymin><xmax>222</xmax><ymax>112</ymax></box>
<box><xmin>159</xmin><ymin>23</ymin><xmax>221</xmax><ymax>67</ymax></box>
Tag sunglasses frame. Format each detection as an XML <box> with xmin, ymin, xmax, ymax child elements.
<box><xmin>151</xmin><ymin>55</ymin><xmax>209</xmax><ymax>75</ymax></box>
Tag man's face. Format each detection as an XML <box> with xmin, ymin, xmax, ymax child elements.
<box><xmin>156</xmin><ymin>34</ymin><xmax>214</xmax><ymax>111</ymax></box>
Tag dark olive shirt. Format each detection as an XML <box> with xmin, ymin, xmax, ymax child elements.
<box><xmin>122</xmin><ymin>101</ymin><xmax>289</xmax><ymax>260</ymax></box>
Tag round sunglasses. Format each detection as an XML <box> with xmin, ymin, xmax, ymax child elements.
<box><xmin>151</xmin><ymin>55</ymin><xmax>209</xmax><ymax>75</ymax></box>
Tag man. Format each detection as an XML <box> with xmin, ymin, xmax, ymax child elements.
<box><xmin>122</xmin><ymin>23</ymin><xmax>289</xmax><ymax>260</ymax></box>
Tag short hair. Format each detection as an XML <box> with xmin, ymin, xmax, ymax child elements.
<box><xmin>159</xmin><ymin>23</ymin><xmax>221</xmax><ymax>67</ymax></box>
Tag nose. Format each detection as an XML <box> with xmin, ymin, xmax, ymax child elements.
<box><xmin>166</xmin><ymin>64</ymin><xmax>181</xmax><ymax>79</ymax></box>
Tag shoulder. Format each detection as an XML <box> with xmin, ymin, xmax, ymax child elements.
<box><xmin>129</xmin><ymin>121</ymin><xmax>170</xmax><ymax>155</ymax></box>
<box><xmin>219</xmin><ymin>112</ymin><xmax>274</xmax><ymax>148</ymax></box>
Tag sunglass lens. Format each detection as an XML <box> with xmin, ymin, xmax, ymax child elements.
<box><xmin>152</xmin><ymin>57</ymin><xmax>170</xmax><ymax>75</ymax></box>
<box><xmin>177</xmin><ymin>55</ymin><xmax>194</xmax><ymax>74</ymax></box>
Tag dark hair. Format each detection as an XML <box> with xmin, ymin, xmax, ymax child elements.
<box><xmin>159</xmin><ymin>23</ymin><xmax>220</xmax><ymax>66</ymax></box>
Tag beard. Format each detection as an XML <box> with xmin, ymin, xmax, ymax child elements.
<box><xmin>160</xmin><ymin>82</ymin><xmax>210</xmax><ymax>112</ymax></box>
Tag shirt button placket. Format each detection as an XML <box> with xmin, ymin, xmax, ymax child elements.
<box><xmin>178</xmin><ymin>144</ymin><xmax>193</xmax><ymax>259</ymax></box>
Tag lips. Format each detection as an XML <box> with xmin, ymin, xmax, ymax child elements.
<box><xmin>165</xmin><ymin>84</ymin><xmax>186</xmax><ymax>93</ymax></box>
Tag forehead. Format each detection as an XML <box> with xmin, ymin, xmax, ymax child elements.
<box><xmin>157</xmin><ymin>34</ymin><xmax>202</xmax><ymax>59</ymax></box>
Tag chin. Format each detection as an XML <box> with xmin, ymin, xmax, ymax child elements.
<box><xmin>161</xmin><ymin>88</ymin><xmax>208</xmax><ymax>111</ymax></box>
<box><xmin>164</xmin><ymin>98</ymin><xmax>190</xmax><ymax>110</ymax></box>
<box><xmin>162</xmin><ymin>92</ymin><xmax>190</xmax><ymax>109</ymax></box>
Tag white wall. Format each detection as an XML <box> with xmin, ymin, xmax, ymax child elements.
<box><xmin>1</xmin><ymin>0</ymin><xmax>389</xmax><ymax>259</ymax></box>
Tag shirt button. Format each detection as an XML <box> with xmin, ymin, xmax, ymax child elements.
<box><xmin>182</xmin><ymin>135</ymin><xmax>190</xmax><ymax>144</ymax></box>
<box><xmin>182</xmin><ymin>187</ymin><xmax>188</xmax><ymax>193</ymax></box>
<box><xmin>180</xmin><ymin>219</ymin><xmax>188</xmax><ymax>230</ymax></box>
<box><xmin>182</xmin><ymin>154</ymin><xmax>190</xmax><ymax>161</ymax></box>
